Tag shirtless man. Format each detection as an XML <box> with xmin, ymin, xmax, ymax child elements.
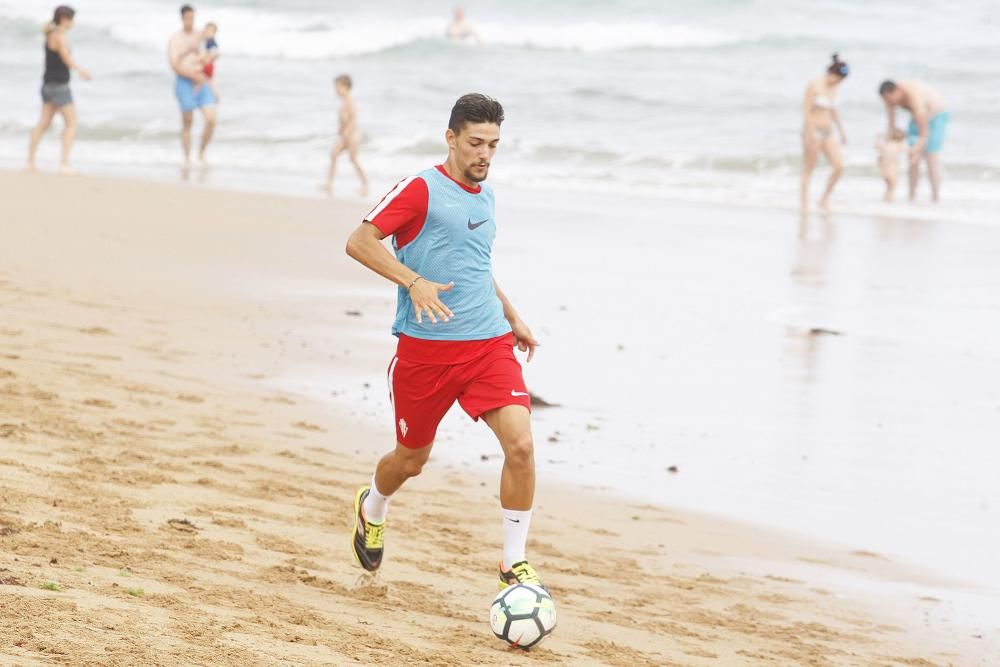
<box><xmin>879</xmin><ymin>80</ymin><xmax>949</xmax><ymax>202</ymax></box>
<box><xmin>323</xmin><ymin>74</ymin><xmax>368</xmax><ymax>197</ymax></box>
<box><xmin>167</xmin><ymin>4</ymin><xmax>216</xmax><ymax>165</ymax></box>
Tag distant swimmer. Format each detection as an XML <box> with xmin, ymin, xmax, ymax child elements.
<box><xmin>322</xmin><ymin>74</ymin><xmax>369</xmax><ymax>198</ymax></box>
<box><xmin>167</xmin><ymin>4</ymin><xmax>216</xmax><ymax>165</ymax></box>
<box><xmin>874</xmin><ymin>127</ymin><xmax>906</xmax><ymax>202</ymax></box>
<box><xmin>879</xmin><ymin>80</ymin><xmax>949</xmax><ymax>202</ymax></box>
<box><xmin>446</xmin><ymin>6</ymin><xmax>482</xmax><ymax>45</ymax></box>
<box><xmin>801</xmin><ymin>54</ymin><xmax>849</xmax><ymax>211</ymax></box>
<box><xmin>26</xmin><ymin>5</ymin><xmax>92</xmax><ymax>175</ymax></box>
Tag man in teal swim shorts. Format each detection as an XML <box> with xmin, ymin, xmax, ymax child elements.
<box><xmin>167</xmin><ymin>4</ymin><xmax>216</xmax><ymax>165</ymax></box>
<box><xmin>879</xmin><ymin>79</ymin><xmax>949</xmax><ymax>202</ymax></box>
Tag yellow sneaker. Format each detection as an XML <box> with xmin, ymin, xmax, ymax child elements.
<box><xmin>352</xmin><ymin>486</ymin><xmax>384</xmax><ymax>572</ymax></box>
<box><xmin>498</xmin><ymin>560</ymin><xmax>545</xmax><ymax>591</ymax></box>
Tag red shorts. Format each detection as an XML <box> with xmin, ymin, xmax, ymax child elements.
<box><xmin>387</xmin><ymin>333</ymin><xmax>530</xmax><ymax>448</ymax></box>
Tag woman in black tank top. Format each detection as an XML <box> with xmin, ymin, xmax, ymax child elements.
<box><xmin>26</xmin><ymin>5</ymin><xmax>92</xmax><ymax>174</ymax></box>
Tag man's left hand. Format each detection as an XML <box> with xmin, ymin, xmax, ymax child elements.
<box><xmin>510</xmin><ymin>320</ymin><xmax>539</xmax><ymax>363</ymax></box>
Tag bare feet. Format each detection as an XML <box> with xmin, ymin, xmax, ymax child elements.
<box><xmin>817</xmin><ymin>197</ymin><xmax>831</xmax><ymax>211</ymax></box>
<box><xmin>319</xmin><ymin>183</ymin><xmax>333</xmax><ymax>196</ymax></box>
<box><xmin>24</xmin><ymin>163</ymin><xmax>36</xmax><ymax>173</ymax></box>
<box><xmin>58</xmin><ymin>164</ymin><xmax>78</xmax><ymax>176</ymax></box>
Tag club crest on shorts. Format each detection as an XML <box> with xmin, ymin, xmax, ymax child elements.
<box><xmin>398</xmin><ymin>418</ymin><xmax>408</xmax><ymax>438</ymax></box>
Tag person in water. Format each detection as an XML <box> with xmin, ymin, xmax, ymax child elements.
<box><xmin>801</xmin><ymin>54</ymin><xmax>849</xmax><ymax>211</ymax></box>
<box><xmin>879</xmin><ymin>79</ymin><xmax>949</xmax><ymax>202</ymax></box>
<box><xmin>26</xmin><ymin>5</ymin><xmax>92</xmax><ymax>174</ymax></box>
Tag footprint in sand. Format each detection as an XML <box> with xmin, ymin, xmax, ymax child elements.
<box><xmin>83</xmin><ymin>398</ymin><xmax>115</xmax><ymax>409</ymax></box>
<box><xmin>176</xmin><ymin>394</ymin><xmax>205</xmax><ymax>403</ymax></box>
<box><xmin>79</xmin><ymin>327</ymin><xmax>112</xmax><ymax>335</ymax></box>
<box><xmin>292</xmin><ymin>422</ymin><xmax>325</xmax><ymax>432</ymax></box>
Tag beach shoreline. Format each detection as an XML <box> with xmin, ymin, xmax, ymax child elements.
<box><xmin>0</xmin><ymin>170</ymin><xmax>995</xmax><ymax>664</ymax></box>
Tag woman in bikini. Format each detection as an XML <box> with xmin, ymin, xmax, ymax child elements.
<box><xmin>801</xmin><ymin>54</ymin><xmax>849</xmax><ymax>210</ymax></box>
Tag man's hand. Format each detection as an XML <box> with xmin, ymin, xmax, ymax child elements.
<box><xmin>909</xmin><ymin>147</ymin><xmax>923</xmax><ymax>165</ymax></box>
<box><xmin>409</xmin><ymin>279</ymin><xmax>454</xmax><ymax>324</ymax></box>
<box><xmin>510</xmin><ymin>319</ymin><xmax>539</xmax><ymax>362</ymax></box>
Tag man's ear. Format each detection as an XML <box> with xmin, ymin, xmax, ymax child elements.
<box><xmin>445</xmin><ymin>128</ymin><xmax>457</xmax><ymax>151</ymax></box>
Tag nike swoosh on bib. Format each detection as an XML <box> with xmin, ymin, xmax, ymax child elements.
<box><xmin>467</xmin><ymin>218</ymin><xmax>489</xmax><ymax>230</ymax></box>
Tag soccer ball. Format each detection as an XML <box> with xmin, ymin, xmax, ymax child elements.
<box><xmin>489</xmin><ymin>583</ymin><xmax>556</xmax><ymax>649</ymax></box>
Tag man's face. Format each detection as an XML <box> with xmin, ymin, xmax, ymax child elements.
<box><xmin>448</xmin><ymin>122</ymin><xmax>500</xmax><ymax>183</ymax></box>
<box><xmin>182</xmin><ymin>10</ymin><xmax>194</xmax><ymax>30</ymax></box>
<box><xmin>882</xmin><ymin>89</ymin><xmax>902</xmax><ymax>105</ymax></box>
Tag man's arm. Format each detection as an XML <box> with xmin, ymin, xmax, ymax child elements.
<box><xmin>493</xmin><ymin>279</ymin><xmax>538</xmax><ymax>362</ymax></box>
<box><xmin>346</xmin><ymin>222</ymin><xmax>454</xmax><ymax>324</ymax></box>
<box><xmin>167</xmin><ymin>34</ymin><xmax>204</xmax><ymax>80</ymax></box>
<box><xmin>906</xmin><ymin>85</ymin><xmax>930</xmax><ymax>157</ymax></box>
<box><xmin>885</xmin><ymin>99</ymin><xmax>896</xmax><ymax>137</ymax></box>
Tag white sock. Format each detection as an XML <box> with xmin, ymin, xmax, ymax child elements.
<box><xmin>362</xmin><ymin>474</ymin><xmax>389</xmax><ymax>523</ymax></box>
<box><xmin>502</xmin><ymin>508</ymin><xmax>533</xmax><ymax>568</ymax></box>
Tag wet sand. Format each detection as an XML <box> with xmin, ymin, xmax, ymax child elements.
<box><xmin>0</xmin><ymin>171</ymin><xmax>993</xmax><ymax>665</ymax></box>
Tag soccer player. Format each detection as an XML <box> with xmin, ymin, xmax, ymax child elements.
<box><xmin>345</xmin><ymin>93</ymin><xmax>544</xmax><ymax>590</ymax></box>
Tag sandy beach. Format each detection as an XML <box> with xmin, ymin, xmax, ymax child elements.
<box><xmin>0</xmin><ymin>171</ymin><xmax>994</xmax><ymax>665</ymax></box>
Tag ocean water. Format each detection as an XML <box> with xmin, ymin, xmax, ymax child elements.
<box><xmin>2</xmin><ymin>0</ymin><xmax>999</xmax><ymax>222</ymax></box>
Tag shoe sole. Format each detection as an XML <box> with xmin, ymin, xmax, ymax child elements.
<box><xmin>352</xmin><ymin>486</ymin><xmax>369</xmax><ymax>570</ymax></box>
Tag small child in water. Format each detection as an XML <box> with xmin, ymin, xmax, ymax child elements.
<box><xmin>199</xmin><ymin>22</ymin><xmax>220</xmax><ymax>101</ymax></box>
<box><xmin>875</xmin><ymin>127</ymin><xmax>906</xmax><ymax>201</ymax></box>
<box><xmin>187</xmin><ymin>23</ymin><xmax>220</xmax><ymax>101</ymax></box>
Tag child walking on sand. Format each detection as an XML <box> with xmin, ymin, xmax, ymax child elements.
<box><xmin>322</xmin><ymin>74</ymin><xmax>369</xmax><ymax>197</ymax></box>
<box><xmin>875</xmin><ymin>127</ymin><xmax>906</xmax><ymax>201</ymax></box>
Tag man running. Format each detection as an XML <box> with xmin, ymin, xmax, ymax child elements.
<box><xmin>879</xmin><ymin>80</ymin><xmax>949</xmax><ymax>202</ymax></box>
<box><xmin>345</xmin><ymin>93</ymin><xmax>544</xmax><ymax>590</ymax></box>
<box><xmin>167</xmin><ymin>4</ymin><xmax>216</xmax><ymax>165</ymax></box>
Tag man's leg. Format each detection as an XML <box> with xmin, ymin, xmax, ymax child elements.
<box><xmin>353</xmin><ymin>440</ymin><xmax>433</xmax><ymax>572</ymax></box>
<box><xmin>180</xmin><ymin>111</ymin><xmax>193</xmax><ymax>164</ymax></box>
<box><xmin>198</xmin><ymin>106</ymin><xmax>217</xmax><ymax>162</ymax></box>
<box><xmin>483</xmin><ymin>405</ymin><xmax>534</xmax><ymax>511</ymax></box>
<box><xmin>372</xmin><ymin>440</ymin><xmax>432</xmax><ymax>503</ymax></box>
<box><xmin>482</xmin><ymin>404</ymin><xmax>543</xmax><ymax>586</ymax></box>
<box><xmin>926</xmin><ymin>153</ymin><xmax>942</xmax><ymax>202</ymax></box>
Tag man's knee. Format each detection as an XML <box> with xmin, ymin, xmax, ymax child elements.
<box><xmin>399</xmin><ymin>443</ymin><xmax>432</xmax><ymax>478</ymax></box>
<box><xmin>504</xmin><ymin>433</ymin><xmax>534</xmax><ymax>468</ymax></box>
<box><xmin>181</xmin><ymin>113</ymin><xmax>194</xmax><ymax>130</ymax></box>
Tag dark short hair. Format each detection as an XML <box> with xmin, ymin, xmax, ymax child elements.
<box><xmin>53</xmin><ymin>5</ymin><xmax>75</xmax><ymax>24</ymax></box>
<box><xmin>180</xmin><ymin>4</ymin><xmax>193</xmax><ymax>15</ymax></box>
<box><xmin>335</xmin><ymin>74</ymin><xmax>352</xmax><ymax>89</ymax></box>
<box><xmin>448</xmin><ymin>93</ymin><xmax>504</xmax><ymax>134</ymax></box>
<box><xmin>879</xmin><ymin>80</ymin><xmax>897</xmax><ymax>95</ymax></box>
